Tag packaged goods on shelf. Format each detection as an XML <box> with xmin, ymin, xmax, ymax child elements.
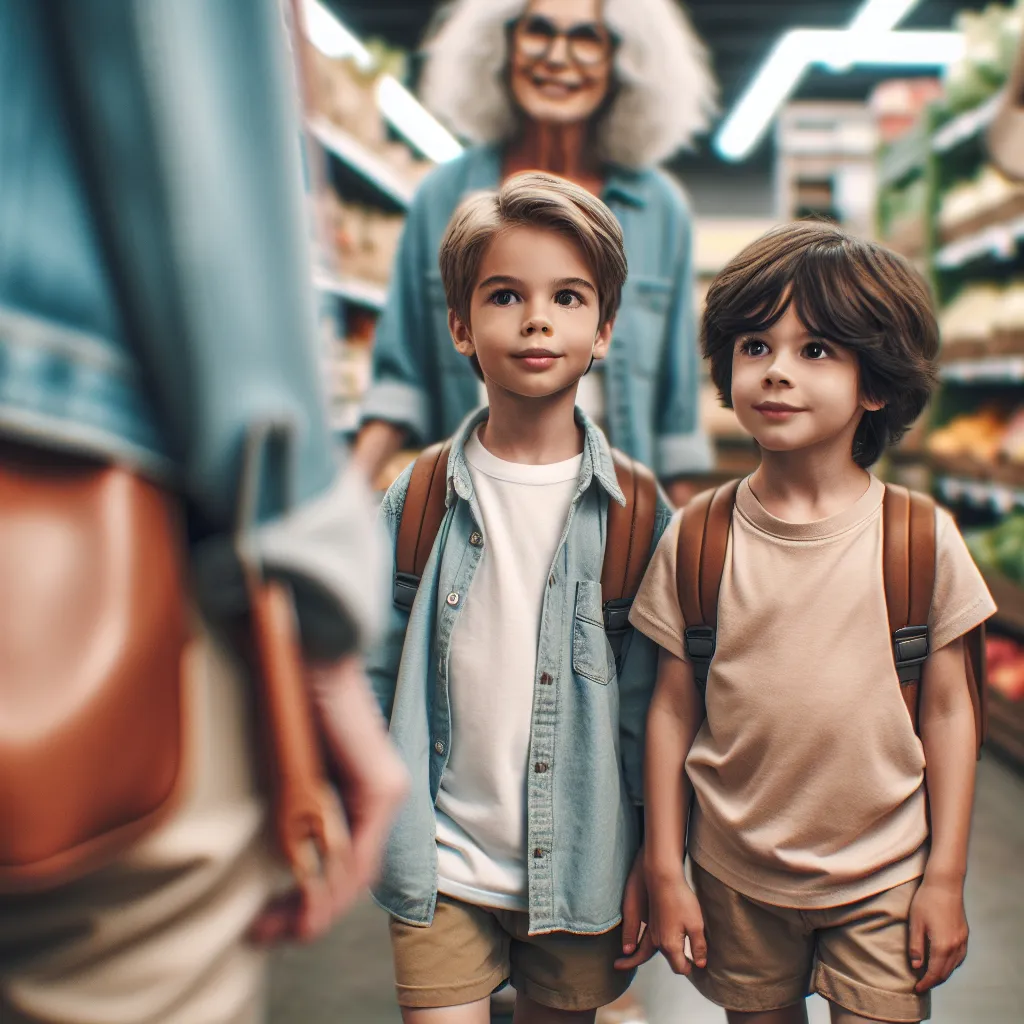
<box><xmin>307</xmin><ymin>48</ymin><xmax>386</xmax><ymax>150</ymax></box>
<box><xmin>928</xmin><ymin>406</ymin><xmax>1016</xmax><ymax>464</ymax></box>
<box><xmin>314</xmin><ymin>187</ymin><xmax>404</xmax><ymax>284</ymax></box>
<box><xmin>937</xmin><ymin>165</ymin><xmax>1024</xmax><ymax>243</ymax></box>
<box><xmin>943</xmin><ymin>2</ymin><xmax>1024</xmax><ymax>113</ymax></box>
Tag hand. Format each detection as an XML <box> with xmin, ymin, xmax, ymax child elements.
<box><xmin>615</xmin><ymin>849</ymin><xmax>657</xmax><ymax>970</ymax></box>
<box><xmin>250</xmin><ymin>656</ymin><xmax>409</xmax><ymax>945</ymax></box>
<box><xmin>908</xmin><ymin>877</ymin><xmax>969</xmax><ymax>993</ymax></box>
<box><xmin>665</xmin><ymin>478</ymin><xmax>701</xmax><ymax>510</ymax></box>
<box><xmin>647</xmin><ymin>869</ymin><xmax>707</xmax><ymax>975</ymax></box>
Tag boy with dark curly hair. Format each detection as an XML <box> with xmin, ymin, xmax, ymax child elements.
<box><xmin>629</xmin><ymin>222</ymin><xmax>995</xmax><ymax>1024</ymax></box>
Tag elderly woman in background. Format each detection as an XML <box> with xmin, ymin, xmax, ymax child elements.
<box><xmin>354</xmin><ymin>0</ymin><xmax>716</xmax><ymax>506</ymax></box>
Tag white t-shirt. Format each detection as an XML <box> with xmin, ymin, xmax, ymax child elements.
<box><xmin>435</xmin><ymin>428</ymin><xmax>581</xmax><ymax>910</ymax></box>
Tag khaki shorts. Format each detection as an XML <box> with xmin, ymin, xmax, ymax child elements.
<box><xmin>689</xmin><ymin>862</ymin><xmax>930</xmax><ymax>1023</ymax></box>
<box><xmin>388</xmin><ymin>894</ymin><xmax>634</xmax><ymax>1011</ymax></box>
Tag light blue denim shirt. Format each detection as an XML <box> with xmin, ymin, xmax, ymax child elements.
<box><xmin>360</xmin><ymin>145</ymin><xmax>713</xmax><ymax>480</ymax></box>
<box><xmin>368</xmin><ymin>408</ymin><xmax>672</xmax><ymax>934</ymax></box>
<box><xmin>0</xmin><ymin>0</ymin><xmax>381</xmax><ymax>655</ymax></box>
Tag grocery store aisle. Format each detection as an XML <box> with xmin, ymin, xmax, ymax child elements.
<box><xmin>268</xmin><ymin>754</ymin><xmax>1024</xmax><ymax>1023</ymax></box>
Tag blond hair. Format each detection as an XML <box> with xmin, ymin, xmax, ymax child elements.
<box><xmin>439</xmin><ymin>172</ymin><xmax>627</xmax><ymax>329</ymax></box>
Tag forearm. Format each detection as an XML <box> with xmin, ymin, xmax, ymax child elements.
<box><xmin>644</xmin><ymin>656</ymin><xmax>702</xmax><ymax>879</ymax></box>
<box><xmin>353</xmin><ymin>420</ymin><xmax>409</xmax><ymax>485</ymax></box>
<box><xmin>920</xmin><ymin>639</ymin><xmax>977</xmax><ymax>885</ymax></box>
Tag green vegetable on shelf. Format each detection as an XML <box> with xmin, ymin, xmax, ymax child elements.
<box><xmin>966</xmin><ymin>512</ymin><xmax>1024</xmax><ymax>583</ymax></box>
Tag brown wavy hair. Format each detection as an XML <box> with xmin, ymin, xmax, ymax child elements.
<box><xmin>701</xmin><ymin>221</ymin><xmax>939</xmax><ymax>467</ymax></box>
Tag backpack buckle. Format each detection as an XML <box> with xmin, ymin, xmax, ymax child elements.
<box><xmin>393</xmin><ymin>571</ymin><xmax>420</xmax><ymax>612</ymax></box>
<box><xmin>684</xmin><ymin>625</ymin><xmax>716</xmax><ymax>662</ymax></box>
<box><xmin>893</xmin><ymin>624</ymin><xmax>929</xmax><ymax>683</ymax></box>
<box><xmin>603</xmin><ymin>598</ymin><xmax>632</xmax><ymax>636</ymax></box>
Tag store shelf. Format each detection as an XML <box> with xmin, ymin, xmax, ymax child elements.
<box><xmin>988</xmin><ymin>688</ymin><xmax>1024</xmax><ymax>767</ymax></box>
<box><xmin>934</xmin><ymin>214</ymin><xmax>1024</xmax><ymax>270</ymax></box>
<box><xmin>935</xmin><ymin>472</ymin><xmax>1024</xmax><ymax>514</ymax></box>
<box><xmin>932</xmin><ymin>91</ymin><xmax>1004</xmax><ymax>154</ymax></box>
<box><xmin>878</xmin><ymin>120</ymin><xmax>930</xmax><ymax>189</ymax></box>
<box><xmin>314</xmin><ymin>270</ymin><xmax>388</xmax><ymax>310</ymax></box>
<box><xmin>308</xmin><ymin>115</ymin><xmax>414</xmax><ymax>208</ymax></box>
<box><xmin>940</xmin><ymin>354</ymin><xmax>1024</xmax><ymax>383</ymax></box>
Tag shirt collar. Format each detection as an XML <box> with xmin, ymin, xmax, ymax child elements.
<box><xmin>445</xmin><ymin>406</ymin><xmax>625</xmax><ymax>508</ymax></box>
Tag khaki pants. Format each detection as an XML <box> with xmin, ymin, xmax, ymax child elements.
<box><xmin>0</xmin><ymin>624</ymin><xmax>281</xmax><ymax>1024</ymax></box>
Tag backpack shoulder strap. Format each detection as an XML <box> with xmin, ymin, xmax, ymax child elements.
<box><xmin>885</xmin><ymin>484</ymin><xmax>986</xmax><ymax>756</ymax></box>
<box><xmin>602</xmin><ymin>449</ymin><xmax>658</xmax><ymax>636</ymax></box>
<box><xmin>393</xmin><ymin>440</ymin><xmax>452</xmax><ymax>610</ymax></box>
<box><xmin>675</xmin><ymin>479</ymin><xmax>740</xmax><ymax>690</ymax></box>
<box><xmin>882</xmin><ymin>484</ymin><xmax>935</xmax><ymax>733</ymax></box>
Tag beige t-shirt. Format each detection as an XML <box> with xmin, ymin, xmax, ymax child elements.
<box><xmin>630</xmin><ymin>475</ymin><xmax>995</xmax><ymax>909</ymax></box>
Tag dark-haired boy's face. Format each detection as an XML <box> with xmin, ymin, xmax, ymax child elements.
<box><xmin>449</xmin><ymin>225</ymin><xmax>612</xmax><ymax>401</ymax></box>
<box><xmin>731</xmin><ymin>302</ymin><xmax>883</xmax><ymax>461</ymax></box>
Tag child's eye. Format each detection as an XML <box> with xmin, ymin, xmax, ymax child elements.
<box><xmin>739</xmin><ymin>338</ymin><xmax>768</xmax><ymax>357</ymax></box>
<box><xmin>803</xmin><ymin>341</ymin><xmax>830</xmax><ymax>360</ymax></box>
<box><xmin>554</xmin><ymin>289</ymin><xmax>583</xmax><ymax>308</ymax></box>
<box><xmin>489</xmin><ymin>289</ymin><xmax>520</xmax><ymax>307</ymax></box>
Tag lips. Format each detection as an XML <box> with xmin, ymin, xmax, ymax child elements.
<box><xmin>753</xmin><ymin>401</ymin><xmax>806</xmax><ymax>421</ymax></box>
<box><xmin>514</xmin><ymin>348</ymin><xmax>561</xmax><ymax>371</ymax></box>
<box><xmin>531</xmin><ymin>76</ymin><xmax>582</xmax><ymax>95</ymax></box>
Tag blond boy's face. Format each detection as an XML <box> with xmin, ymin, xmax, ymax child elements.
<box><xmin>450</xmin><ymin>225</ymin><xmax>612</xmax><ymax>401</ymax></box>
<box><xmin>730</xmin><ymin>300</ymin><xmax>883</xmax><ymax>459</ymax></box>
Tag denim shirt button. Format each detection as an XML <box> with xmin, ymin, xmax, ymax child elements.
<box><xmin>469</xmin><ymin>531</ymin><xmax>483</xmax><ymax>547</ymax></box>
<box><xmin>539</xmin><ymin>672</ymin><xmax>552</xmax><ymax>685</ymax></box>
<box><xmin>434</xmin><ymin>740</ymin><xmax>445</xmax><ymax>755</ymax></box>
<box><xmin>548</xmin><ymin>574</ymin><xmax>555</xmax><ymax>588</ymax></box>
<box><xmin>533</xmin><ymin>848</ymin><xmax>544</xmax><ymax>858</ymax></box>
<box><xmin>446</xmin><ymin>592</ymin><xmax>460</xmax><ymax>607</ymax></box>
<box><xmin>534</xmin><ymin>762</ymin><xmax>549</xmax><ymax>773</ymax></box>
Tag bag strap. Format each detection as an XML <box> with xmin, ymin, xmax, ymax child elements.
<box><xmin>601</xmin><ymin>450</ymin><xmax>658</xmax><ymax>636</ymax></box>
<box><xmin>882</xmin><ymin>485</ymin><xmax>935</xmax><ymax>733</ymax></box>
<box><xmin>884</xmin><ymin>484</ymin><xmax>986</xmax><ymax>756</ymax></box>
<box><xmin>393</xmin><ymin>440</ymin><xmax>452</xmax><ymax>610</ymax></box>
<box><xmin>676</xmin><ymin>479</ymin><xmax>740</xmax><ymax>691</ymax></box>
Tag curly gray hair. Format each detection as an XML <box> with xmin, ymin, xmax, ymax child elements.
<box><xmin>420</xmin><ymin>0</ymin><xmax>717</xmax><ymax>169</ymax></box>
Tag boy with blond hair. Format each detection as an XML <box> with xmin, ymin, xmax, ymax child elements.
<box><xmin>368</xmin><ymin>172</ymin><xmax>670</xmax><ymax>1023</ymax></box>
<box><xmin>630</xmin><ymin>222</ymin><xmax>996</xmax><ymax>1024</ymax></box>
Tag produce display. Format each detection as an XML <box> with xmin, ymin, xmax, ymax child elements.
<box><xmin>928</xmin><ymin>405</ymin><xmax>1024</xmax><ymax>468</ymax></box>
<box><xmin>987</xmin><ymin>633</ymin><xmax>1024</xmax><ymax>700</ymax></box>
<box><xmin>939</xmin><ymin>280</ymin><xmax>1024</xmax><ymax>351</ymax></box>
<box><xmin>965</xmin><ymin>512</ymin><xmax>1024</xmax><ymax>582</ymax></box>
<box><xmin>942</xmin><ymin>0</ymin><xmax>1023</xmax><ymax>113</ymax></box>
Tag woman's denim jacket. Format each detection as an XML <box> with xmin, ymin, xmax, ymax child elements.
<box><xmin>360</xmin><ymin>145</ymin><xmax>713</xmax><ymax>480</ymax></box>
<box><xmin>0</xmin><ymin>0</ymin><xmax>380</xmax><ymax>653</ymax></box>
<box><xmin>368</xmin><ymin>408</ymin><xmax>672</xmax><ymax>934</ymax></box>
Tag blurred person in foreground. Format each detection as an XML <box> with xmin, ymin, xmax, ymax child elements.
<box><xmin>0</xmin><ymin>2</ymin><xmax>405</xmax><ymax>1022</ymax></box>
<box><xmin>355</xmin><ymin>0</ymin><xmax>717</xmax><ymax>508</ymax></box>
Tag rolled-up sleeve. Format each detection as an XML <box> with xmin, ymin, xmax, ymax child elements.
<box><xmin>655</xmin><ymin>197</ymin><xmax>714</xmax><ymax>478</ymax></box>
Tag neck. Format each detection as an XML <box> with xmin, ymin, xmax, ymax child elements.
<box><xmin>477</xmin><ymin>383</ymin><xmax>583</xmax><ymax>464</ymax></box>
<box><xmin>749</xmin><ymin>431</ymin><xmax>871</xmax><ymax>523</ymax></box>
<box><xmin>504</xmin><ymin>120</ymin><xmax>602</xmax><ymax>192</ymax></box>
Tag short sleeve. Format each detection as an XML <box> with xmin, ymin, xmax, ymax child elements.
<box><xmin>628</xmin><ymin>509</ymin><xmax>688</xmax><ymax>660</ymax></box>
<box><xmin>929</xmin><ymin>506</ymin><xmax>997</xmax><ymax>652</ymax></box>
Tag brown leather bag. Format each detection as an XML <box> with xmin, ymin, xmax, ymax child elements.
<box><xmin>676</xmin><ymin>480</ymin><xmax>987</xmax><ymax>755</ymax></box>
<box><xmin>0</xmin><ymin>443</ymin><xmax>190</xmax><ymax>891</ymax></box>
<box><xmin>392</xmin><ymin>440</ymin><xmax>658</xmax><ymax>659</ymax></box>
<box><xmin>0</xmin><ymin>433</ymin><xmax>346</xmax><ymax>892</ymax></box>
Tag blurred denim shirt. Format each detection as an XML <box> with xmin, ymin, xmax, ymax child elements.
<box><xmin>360</xmin><ymin>145</ymin><xmax>713</xmax><ymax>480</ymax></box>
<box><xmin>0</xmin><ymin>0</ymin><xmax>380</xmax><ymax>654</ymax></box>
<box><xmin>367</xmin><ymin>408</ymin><xmax>671</xmax><ymax>933</ymax></box>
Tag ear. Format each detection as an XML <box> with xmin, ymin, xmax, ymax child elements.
<box><xmin>591</xmin><ymin>318</ymin><xmax>614</xmax><ymax>362</ymax></box>
<box><xmin>449</xmin><ymin>309</ymin><xmax>475</xmax><ymax>357</ymax></box>
<box><xmin>860</xmin><ymin>394</ymin><xmax>885</xmax><ymax>413</ymax></box>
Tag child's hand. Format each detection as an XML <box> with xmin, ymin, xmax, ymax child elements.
<box><xmin>908</xmin><ymin>878</ymin><xmax>969</xmax><ymax>993</ymax></box>
<box><xmin>648</xmin><ymin>870</ymin><xmax>707</xmax><ymax>975</ymax></box>
<box><xmin>615</xmin><ymin>850</ymin><xmax>656</xmax><ymax>970</ymax></box>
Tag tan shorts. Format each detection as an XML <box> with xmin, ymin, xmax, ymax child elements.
<box><xmin>689</xmin><ymin>862</ymin><xmax>930</xmax><ymax>1023</ymax></box>
<box><xmin>388</xmin><ymin>894</ymin><xmax>634</xmax><ymax>1011</ymax></box>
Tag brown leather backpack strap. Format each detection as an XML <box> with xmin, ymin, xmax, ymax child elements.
<box><xmin>393</xmin><ymin>440</ymin><xmax>451</xmax><ymax>610</ymax></box>
<box><xmin>676</xmin><ymin>479</ymin><xmax>740</xmax><ymax>691</ymax></box>
<box><xmin>603</xmin><ymin>450</ymin><xmax>658</xmax><ymax>606</ymax></box>
<box><xmin>883</xmin><ymin>485</ymin><xmax>936</xmax><ymax>732</ymax></box>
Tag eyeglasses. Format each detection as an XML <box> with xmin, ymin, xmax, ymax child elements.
<box><xmin>510</xmin><ymin>14</ymin><xmax>616</xmax><ymax>68</ymax></box>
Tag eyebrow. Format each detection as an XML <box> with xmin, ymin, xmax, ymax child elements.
<box><xmin>476</xmin><ymin>274</ymin><xmax>597</xmax><ymax>293</ymax></box>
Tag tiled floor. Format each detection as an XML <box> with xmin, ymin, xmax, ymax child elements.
<box><xmin>269</xmin><ymin>753</ymin><xmax>1024</xmax><ymax>1023</ymax></box>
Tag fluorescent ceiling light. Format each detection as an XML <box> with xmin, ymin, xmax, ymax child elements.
<box><xmin>377</xmin><ymin>76</ymin><xmax>463</xmax><ymax>163</ymax></box>
<box><xmin>848</xmin><ymin>0</ymin><xmax>923</xmax><ymax>35</ymax></box>
<box><xmin>301</xmin><ymin>0</ymin><xmax>462</xmax><ymax>163</ymax></box>
<box><xmin>302</xmin><ymin>0</ymin><xmax>372</xmax><ymax>69</ymax></box>
<box><xmin>716</xmin><ymin>29</ymin><xmax>964</xmax><ymax>161</ymax></box>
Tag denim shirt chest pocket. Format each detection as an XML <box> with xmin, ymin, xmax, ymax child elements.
<box><xmin>614</xmin><ymin>275</ymin><xmax>673</xmax><ymax>377</ymax></box>
<box><xmin>572</xmin><ymin>579</ymin><xmax>615</xmax><ymax>686</ymax></box>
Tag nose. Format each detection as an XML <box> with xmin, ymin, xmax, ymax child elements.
<box><xmin>523</xmin><ymin>315</ymin><xmax>553</xmax><ymax>337</ymax></box>
<box><xmin>762</xmin><ymin>357</ymin><xmax>793</xmax><ymax>389</ymax></box>
<box><xmin>545</xmin><ymin>33</ymin><xmax>570</xmax><ymax>67</ymax></box>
